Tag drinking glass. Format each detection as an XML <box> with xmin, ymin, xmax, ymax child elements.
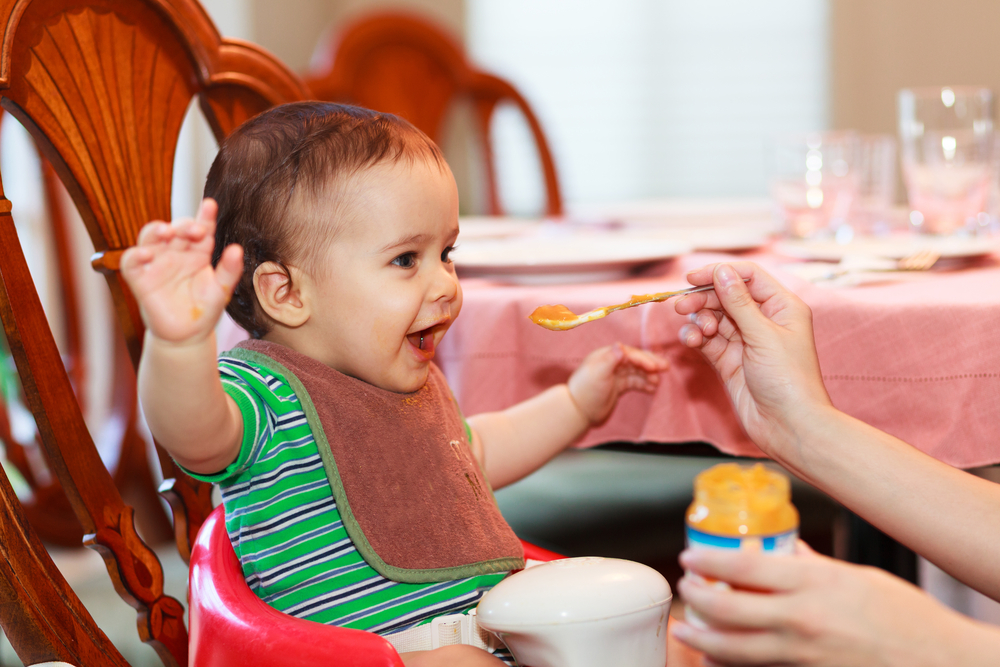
<box><xmin>898</xmin><ymin>87</ymin><xmax>995</xmax><ymax>235</ymax></box>
<box><xmin>769</xmin><ymin>131</ymin><xmax>860</xmax><ymax>239</ymax></box>
<box><xmin>851</xmin><ymin>134</ymin><xmax>899</xmax><ymax>236</ymax></box>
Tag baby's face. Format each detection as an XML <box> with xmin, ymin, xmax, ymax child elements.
<box><xmin>302</xmin><ymin>157</ymin><xmax>462</xmax><ymax>393</ymax></box>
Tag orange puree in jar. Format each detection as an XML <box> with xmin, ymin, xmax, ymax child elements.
<box><xmin>686</xmin><ymin>463</ymin><xmax>798</xmax><ymax>538</ymax></box>
<box><xmin>684</xmin><ymin>463</ymin><xmax>799</xmax><ymax>629</ymax></box>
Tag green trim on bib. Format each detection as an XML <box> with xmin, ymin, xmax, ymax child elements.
<box><xmin>223</xmin><ymin>348</ymin><xmax>523</xmax><ymax>583</ymax></box>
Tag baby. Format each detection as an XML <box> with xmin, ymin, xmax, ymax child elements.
<box><xmin>121</xmin><ymin>102</ymin><xmax>668</xmax><ymax>667</ymax></box>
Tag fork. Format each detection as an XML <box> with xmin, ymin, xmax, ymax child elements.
<box><xmin>817</xmin><ymin>249</ymin><xmax>941</xmax><ymax>282</ymax></box>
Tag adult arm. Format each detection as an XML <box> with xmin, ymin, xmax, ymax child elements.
<box><xmin>675</xmin><ymin>262</ymin><xmax>1000</xmax><ymax>600</ymax></box>
<box><xmin>121</xmin><ymin>199</ymin><xmax>245</xmax><ymax>474</ymax></box>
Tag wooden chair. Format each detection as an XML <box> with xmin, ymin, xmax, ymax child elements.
<box><xmin>0</xmin><ymin>0</ymin><xmax>308</xmax><ymax>664</ymax></box>
<box><xmin>305</xmin><ymin>11</ymin><xmax>563</xmax><ymax>217</ymax></box>
<box><xmin>0</xmin><ymin>118</ymin><xmax>175</xmax><ymax>550</ymax></box>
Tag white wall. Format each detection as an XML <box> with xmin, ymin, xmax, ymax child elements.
<box><xmin>467</xmin><ymin>0</ymin><xmax>830</xmax><ymax>211</ymax></box>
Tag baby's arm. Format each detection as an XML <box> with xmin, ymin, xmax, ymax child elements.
<box><xmin>468</xmin><ymin>344</ymin><xmax>668</xmax><ymax>489</ymax></box>
<box><xmin>120</xmin><ymin>198</ymin><xmax>245</xmax><ymax>475</ymax></box>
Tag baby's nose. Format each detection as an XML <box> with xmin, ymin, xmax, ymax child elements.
<box><xmin>431</xmin><ymin>263</ymin><xmax>459</xmax><ymax>302</ymax></box>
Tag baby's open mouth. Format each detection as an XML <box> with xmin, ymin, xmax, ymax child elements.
<box><xmin>406</xmin><ymin>318</ymin><xmax>450</xmax><ymax>358</ymax></box>
<box><xmin>406</xmin><ymin>324</ymin><xmax>442</xmax><ymax>357</ymax></box>
<box><xmin>407</xmin><ymin>329</ymin><xmax>432</xmax><ymax>351</ymax></box>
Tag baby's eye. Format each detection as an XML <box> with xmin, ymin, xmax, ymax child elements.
<box><xmin>392</xmin><ymin>252</ymin><xmax>417</xmax><ymax>269</ymax></box>
<box><xmin>441</xmin><ymin>245</ymin><xmax>457</xmax><ymax>263</ymax></box>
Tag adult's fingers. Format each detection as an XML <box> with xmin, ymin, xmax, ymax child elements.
<box><xmin>678</xmin><ymin>262</ymin><xmax>791</xmax><ymax>314</ymax></box>
<box><xmin>710</xmin><ymin>265</ymin><xmax>776</xmax><ymax>343</ymax></box>
<box><xmin>679</xmin><ymin>548</ymin><xmax>807</xmax><ymax>592</ymax></box>
<box><xmin>671</xmin><ymin>621</ymin><xmax>795</xmax><ymax>666</ymax></box>
<box><xmin>677</xmin><ymin>576</ymin><xmax>796</xmax><ymax>631</ymax></box>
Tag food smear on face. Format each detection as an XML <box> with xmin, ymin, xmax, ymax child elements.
<box><xmin>191</xmin><ymin>305</ymin><xmax>204</xmax><ymax>321</ymax></box>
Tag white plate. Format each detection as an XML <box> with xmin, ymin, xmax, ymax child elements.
<box><xmin>567</xmin><ymin>199</ymin><xmax>780</xmax><ymax>251</ymax></box>
<box><xmin>454</xmin><ymin>231</ymin><xmax>691</xmax><ymax>283</ymax></box>
<box><xmin>571</xmin><ymin>197</ymin><xmax>775</xmax><ymax>221</ymax></box>
<box><xmin>632</xmin><ymin>225</ymin><xmax>772</xmax><ymax>252</ymax></box>
<box><xmin>774</xmin><ymin>234</ymin><xmax>1000</xmax><ymax>261</ymax></box>
<box><xmin>458</xmin><ymin>216</ymin><xmax>545</xmax><ymax>240</ymax></box>
<box><xmin>459</xmin><ymin>215</ymin><xmax>770</xmax><ymax>252</ymax></box>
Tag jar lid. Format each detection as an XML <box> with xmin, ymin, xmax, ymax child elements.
<box><xmin>477</xmin><ymin>557</ymin><xmax>671</xmax><ymax>629</ymax></box>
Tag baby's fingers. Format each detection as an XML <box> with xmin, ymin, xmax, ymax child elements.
<box><xmin>182</xmin><ymin>198</ymin><xmax>220</xmax><ymax>241</ymax></box>
<box><xmin>197</xmin><ymin>198</ymin><xmax>218</xmax><ymax>228</ymax></box>
<box><xmin>619</xmin><ymin>344</ymin><xmax>669</xmax><ymax>373</ymax></box>
<box><xmin>215</xmin><ymin>243</ymin><xmax>244</xmax><ymax>297</ymax></box>
<box><xmin>136</xmin><ymin>220</ymin><xmax>175</xmax><ymax>246</ymax></box>
<box><xmin>119</xmin><ymin>245</ymin><xmax>154</xmax><ymax>278</ymax></box>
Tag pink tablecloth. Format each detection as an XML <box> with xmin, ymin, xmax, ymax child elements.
<box><xmin>436</xmin><ymin>252</ymin><xmax>1000</xmax><ymax>469</ymax></box>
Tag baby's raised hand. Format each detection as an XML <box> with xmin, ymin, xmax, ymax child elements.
<box><xmin>120</xmin><ymin>198</ymin><xmax>243</xmax><ymax>345</ymax></box>
<box><xmin>567</xmin><ymin>343</ymin><xmax>668</xmax><ymax>425</ymax></box>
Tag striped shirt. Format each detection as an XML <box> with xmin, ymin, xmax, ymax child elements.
<box><xmin>187</xmin><ymin>355</ymin><xmax>508</xmax><ymax>637</ymax></box>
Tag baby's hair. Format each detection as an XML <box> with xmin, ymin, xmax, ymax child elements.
<box><xmin>206</xmin><ymin>101</ymin><xmax>445</xmax><ymax>339</ymax></box>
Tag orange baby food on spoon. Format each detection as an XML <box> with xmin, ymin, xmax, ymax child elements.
<box><xmin>528</xmin><ymin>280</ymin><xmax>749</xmax><ymax>331</ymax></box>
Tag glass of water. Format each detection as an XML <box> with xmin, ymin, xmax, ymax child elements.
<box><xmin>769</xmin><ymin>131</ymin><xmax>860</xmax><ymax>239</ymax></box>
<box><xmin>898</xmin><ymin>87</ymin><xmax>995</xmax><ymax>235</ymax></box>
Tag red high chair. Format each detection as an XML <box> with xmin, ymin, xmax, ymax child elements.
<box><xmin>189</xmin><ymin>504</ymin><xmax>564</xmax><ymax>667</ymax></box>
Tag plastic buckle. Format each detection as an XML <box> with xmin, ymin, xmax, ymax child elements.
<box><xmin>430</xmin><ymin>613</ymin><xmax>468</xmax><ymax>649</ymax></box>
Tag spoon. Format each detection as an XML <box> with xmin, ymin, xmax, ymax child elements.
<box><xmin>528</xmin><ymin>279</ymin><xmax>749</xmax><ymax>331</ymax></box>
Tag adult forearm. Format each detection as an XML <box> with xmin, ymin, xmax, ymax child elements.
<box><xmin>779</xmin><ymin>404</ymin><xmax>1000</xmax><ymax>600</ymax></box>
<box><xmin>138</xmin><ymin>330</ymin><xmax>242</xmax><ymax>474</ymax></box>
<box><xmin>469</xmin><ymin>384</ymin><xmax>590</xmax><ymax>490</ymax></box>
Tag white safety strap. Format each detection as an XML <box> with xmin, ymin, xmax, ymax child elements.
<box><xmin>384</xmin><ymin>607</ymin><xmax>504</xmax><ymax>654</ymax></box>
<box><xmin>384</xmin><ymin>560</ymin><xmax>546</xmax><ymax>656</ymax></box>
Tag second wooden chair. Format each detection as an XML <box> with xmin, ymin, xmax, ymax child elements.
<box><xmin>306</xmin><ymin>11</ymin><xmax>563</xmax><ymax>217</ymax></box>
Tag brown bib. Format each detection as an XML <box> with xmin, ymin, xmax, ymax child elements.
<box><xmin>225</xmin><ymin>340</ymin><xmax>524</xmax><ymax>584</ymax></box>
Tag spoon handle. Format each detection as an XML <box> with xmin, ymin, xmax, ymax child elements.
<box><xmin>604</xmin><ymin>279</ymin><xmax>748</xmax><ymax>314</ymax></box>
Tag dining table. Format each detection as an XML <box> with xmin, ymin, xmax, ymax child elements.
<box><xmin>435</xmin><ymin>205</ymin><xmax>1000</xmax><ymax>471</ymax></box>
<box><xmin>215</xmin><ymin>200</ymin><xmax>1000</xmax><ymax>470</ymax></box>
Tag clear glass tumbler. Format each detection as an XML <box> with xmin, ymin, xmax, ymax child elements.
<box><xmin>898</xmin><ymin>87</ymin><xmax>995</xmax><ymax>235</ymax></box>
<box><xmin>851</xmin><ymin>134</ymin><xmax>899</xmax><ymax>236</ymax></box>
<box><xmin>769</xmin><ymin>131</ymin><xmax>860</xmax><ymax>239</ymax></box>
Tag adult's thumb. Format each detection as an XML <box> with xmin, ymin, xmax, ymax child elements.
<box><xmin>713</xmin><ymin>264</ymin><xmax>770</xmax><ymax>337</ymax></box>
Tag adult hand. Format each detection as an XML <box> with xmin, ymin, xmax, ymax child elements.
<box><xmin>121</xmin><ymin>198</ymin><xmax>243</xmax><ymax>345</ymax></box>
<box><xmin>674</xmin><ymin>262</ymin><xmax>831</xmax><ymax>456</ymax></box>
<box><xmin>672</xmin><ymin>543</ymin><xmax>998</xmax><ymax>666</ymax></box>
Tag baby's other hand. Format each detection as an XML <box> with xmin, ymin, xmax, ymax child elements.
<box><xmin>121</xmin><ymin>198</ymin><xmax>243</xmax><ymax>345</ymax></box>
<box><xmin>568</xmin><ymin>343</ymin><xmax>668</xmax><ymax>426</ymax></box>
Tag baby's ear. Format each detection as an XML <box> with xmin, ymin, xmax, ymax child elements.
<box><xmin>253</xmin><ymin>261</ymin><xmax>310</xmax><ymax>328</ymax></box>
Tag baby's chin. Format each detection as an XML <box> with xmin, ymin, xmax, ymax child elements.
<box><xmin>371</xmin><ymin>364</ymin><xmax>431</xmax><ymax>395</ymax></box>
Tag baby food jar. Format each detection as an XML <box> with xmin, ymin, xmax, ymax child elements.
<box><xmin>684</xmin><ymin>462</ymin><xmax>799</xmax><ymax>628</ymax></box>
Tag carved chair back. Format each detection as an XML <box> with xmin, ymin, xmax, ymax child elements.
<box><xmin>0</xmin><ymin>0</ymin><xmax>309</xmax><ymax>665</ymax></box>
<box><xmin>305</xmin><ymin>11</ymin><xmax>563</xmax><ymax>217</ymax></box>
<box><xmin>0</xmin><ymin>117</ymin><xmax>175</xmax><ymax>550</ymax></box>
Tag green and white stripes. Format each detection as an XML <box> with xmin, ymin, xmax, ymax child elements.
<box><xmin>186</xmin><ymin>357</ymin><xmax>507</xmax><ymax>635</ymax></box>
